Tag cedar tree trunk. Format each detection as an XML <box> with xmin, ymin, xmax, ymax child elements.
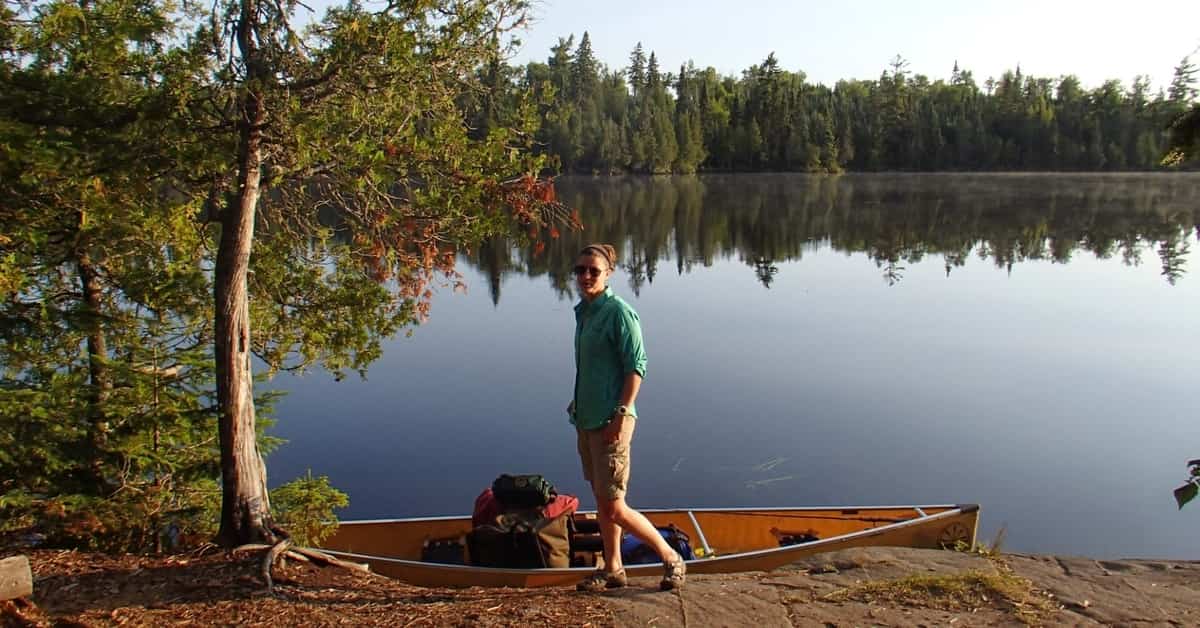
<box><xmin>214</xmin><ymin>0</ymin><xmax>276</xmax><ymax>546</ymax></box>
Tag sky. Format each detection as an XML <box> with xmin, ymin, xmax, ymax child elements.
<box><xmin>506</xmin><ymin>0</ymin><xmax>1200</xmax><ymax>92</ymax></box>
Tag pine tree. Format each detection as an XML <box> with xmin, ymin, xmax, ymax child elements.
<box><xmin>0</xmin><ymin>0</ymin><xmax>226</xmax><ymax>550</ymax></box>
<box><xmin>814</xmin><ymin>111</ymin><xmax>841</xmax><ymax>172</ymax></box>
<box><xmin>570</xmin><ymin>32</ymin><xmax>599</xmax><ymax>102</ymax></box>
<box><xmin>628</xmin><ymin>102</ymin><xmax>653</xmax><ymax>172</ymax></box>
<box><xmin>628</xmin><ymin>43</ymin><xmax>647</xmax><ymax>97</ymax></box>
<box><xmin>548</xmin><ymin>35</ymin><xmax>576</xmax><ymax>96</ymax></box>
<box><xmin>1168</xmin><ymin>56</ymin><xmax>1198</xmax><ymax>103</ymax></box>
<box><xmin>651</xmin><ymin>106</ymin><xmax>678</xmax><ymax>173</ymax></box>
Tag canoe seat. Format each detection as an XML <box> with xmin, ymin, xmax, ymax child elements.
<box><xmin>422</xmin><ymin>536</ymin><xmax>467</xmax><ymax>564</ymax></box>
<box><xmin>570</xmin><ymin>532</ymin><xmax>604</xmax><ymax>553</ymax></box>
<box><xmin>569</xmin><ymin>527</ymin><xmax>605</xmax><ymax>568</ymax></box>
<box><xmin>770</xmin><ymin>527</ymin><xmax>820</xmax><ymax>546</ymax></box>
<box><xmin>573</xmin><ymin>518</ymin><xmax>600</xmax><ymax>534</ymax></box>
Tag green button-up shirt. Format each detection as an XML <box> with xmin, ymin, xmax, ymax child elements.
<box><xmin>572</xmin><ymin>287</ymin><xmax>647</xmax><ymax>430</ymax></box>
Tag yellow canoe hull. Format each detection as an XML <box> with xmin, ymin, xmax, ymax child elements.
<box><xmin>319</xmin><ymin>504</ymin><xmax>979</xmax><ymax>588</ymax></box>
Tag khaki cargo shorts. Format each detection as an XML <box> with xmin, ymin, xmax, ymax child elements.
<box><xmin>576</xmin><ymin>416</ymin><xmax>635</xmax><ymax>501</ymax></box>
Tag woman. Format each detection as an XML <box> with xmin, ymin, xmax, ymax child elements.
<box><xmin>569</xmin><ymin>243</ymin><xmax>686</xmax><ymax>592</ymax></box>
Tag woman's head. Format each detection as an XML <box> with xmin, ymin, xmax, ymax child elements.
<box><xmin>575</xmin><ymin>244</ymin><xmax>617</xmax><ymax>301</ymax></box>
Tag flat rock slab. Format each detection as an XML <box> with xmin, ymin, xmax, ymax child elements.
<box><xmin>1007</xmin><ymin>553</ymin><xmax>1200</xmax><ymax>626</ymax></box>
<box><xmin>597</xmin><ymin>547</ymin><xmax>1200</xmax><ymax>627</ymax></box>
<box><xmin>603</xmin><ymin>572</ymin><xmax>793</xmax><ymax>628</ymax></box>
<box><xmin>0</xmin><ymin>556</ymin><xmax>33</xmax><ymax>601</ymax></box>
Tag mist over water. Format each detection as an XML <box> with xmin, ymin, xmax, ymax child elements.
<box><xmin>270</xmin><ymin>173</ymin><xmax>1200</xmax><ymax>559</ymax></box>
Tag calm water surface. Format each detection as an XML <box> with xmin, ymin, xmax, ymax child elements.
<box><xmin>270</xmin><ymin>173</ymin><xmax>1200</xmax><ymax>559</ymax></box>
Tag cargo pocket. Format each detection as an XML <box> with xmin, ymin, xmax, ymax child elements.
<box><xmin>605</xmin><ymin>420</ymin><xmax>634</xmax><ymax>499</ymax></box>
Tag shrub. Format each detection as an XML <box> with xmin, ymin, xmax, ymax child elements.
<box><xmin>270</xmin><ymin>471</ymin><xmax>349</xmax><ymax>546</ymax></box>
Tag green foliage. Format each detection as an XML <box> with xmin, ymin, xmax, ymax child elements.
<box><xmin>1173</xmin><ymin>459</ymin><xmax>1200</xmax><ymax>509</ymax></box>
<box><xmin>194</xmin><ymin>0</ymin><xmax>565</xmax><ymax>381</ymax></box>
<box><xmin>1168</xmin><ymin>56</ymin><xmax>1198</xmax><ymax>104</ymax></box>
<box><xmin>1162</xmin><ymin>105</ymin><xmax>1200</xmax><ymax>167</ymax></box>
<box><xmin>270</xmin><ymin>471</ymin><xmax>349</xmax><ymax>547</ymax></box>
<box><xmin>3</xmin><ymin>0</ymin><xmax>573</xmax><ymax>548</ymax></box>
<box><xmin>0</xmin><ymin>0</ymin><xmax>229</xmax><ymax>552</ymax></box>
<box><xmin>202</xmin><ymin>0</ymin><xmax>571</xmax><ymax>543</ymax></box>
<box><xmin>501</xmin><ymin>36</ymin><xmax>1191</xmax><ymax>173</ymax></box>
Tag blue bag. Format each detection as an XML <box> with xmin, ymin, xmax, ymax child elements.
<box><xmin>620</xmin><ymin>524</ymin><xmax>695</xmax><ymax>565</ymax></box>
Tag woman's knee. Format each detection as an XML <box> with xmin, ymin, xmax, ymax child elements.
<box><xmin>600</xmin><ymin>499</ymin><xmax>632</xmax><ymax>525</ymax></box>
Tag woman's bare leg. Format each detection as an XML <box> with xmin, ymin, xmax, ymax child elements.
<box><xmin>596</xmin><ymin>494</ymin><xmax>624</xmax><ymax>572</ymax></box>
<box><xmin>597</xmin><ymin>497</ymin><xmax>680</xmax><ymax>564</ymax></box>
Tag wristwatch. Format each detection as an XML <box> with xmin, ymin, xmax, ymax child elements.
<box><xmin>615</xmin><ymin>405</ymin><xmax>630</xmax><ymax>417</ymax></box>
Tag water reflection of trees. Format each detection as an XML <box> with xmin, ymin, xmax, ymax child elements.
<box><xmin>464</xmin><ymin>174</ymin><xmax>1200</xmax><ymax>299</ymax></box>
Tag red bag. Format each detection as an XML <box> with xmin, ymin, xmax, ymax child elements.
<box><xmin>543</xmin><ymin>493</ymin><xmax>579</xmax><ymax>520</ymax></box>
<box><xmin>473</xmin><ymin>488</ymin><xmax>578</xmax><ymax>527</ymax></box>
<box><xmin>472</xmin><ymin>488</ymin><xmax>501</xmax><ymax>528</ymax></box>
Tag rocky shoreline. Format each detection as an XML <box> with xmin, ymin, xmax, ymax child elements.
<box><xmin>605</xmin><ymin>546</ymin><xmax>1198</xmax><ymax>626</ymax></box>
<box><xmin>3</xmin><ymin>546</ymin><xmax>1196</xmax><ymax>626</ymax></box>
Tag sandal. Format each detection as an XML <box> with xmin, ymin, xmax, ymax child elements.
<box><xmin>660</xmin><ymin>555</ymin><xmax>686</xmax><ymax>591</ymax></box>
<box><xmin>576</xmin><ymin>568</ymin><xmax>627</xmax><ymax>592</ymax></box>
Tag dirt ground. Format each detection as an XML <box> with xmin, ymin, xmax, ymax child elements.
<box><xmin>3</xmin><ymin>546</ymin><xmax>1197</xmax><ymax>627</ymax></box>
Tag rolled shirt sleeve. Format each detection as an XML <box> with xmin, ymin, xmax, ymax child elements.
<box><xmin>616</xmin><ymin>307</ymin><xmax>647</xmax><ymax>379</ymax></box>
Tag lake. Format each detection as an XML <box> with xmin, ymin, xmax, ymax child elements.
<box><xmin>268</xmin><ymin>173</ymin><xmax>1200</xmax><ymax>560</ymax></box>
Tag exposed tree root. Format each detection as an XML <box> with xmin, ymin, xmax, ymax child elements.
<box><xmin>187</xmin><ymin>542</ymin><xmax>222</xmax><ymax>558</ymax></box>
<box><xmin>287</xmin><ymin>546</ymin><xmax>372</xmax><ymax>574</ymax></box>
<box><xmin>233</xmin><ymin>542</ymin><xmax>373</xmax><ymax>591</ymax></box>
<box><xmin>261</xmin><ymin>539</ymin><xmax>292</xmax><ymax>591</ymax></box>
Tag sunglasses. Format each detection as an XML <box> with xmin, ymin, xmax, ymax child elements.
<box><xmin>573</xmin><ymin>265</ymin><xmax>605</xmax><ymax>278</ymax></box>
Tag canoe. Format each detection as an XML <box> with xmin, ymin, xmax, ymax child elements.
<box><xmin>318</xmin><ymin>503</ymin><xmax>980</xmax><ymax>588</ymax></box>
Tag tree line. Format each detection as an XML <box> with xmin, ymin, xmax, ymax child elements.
<box><xmin>482</xmin><ymin>33</ymin><xmax>1200</xmax><ymax>174</ymax></box>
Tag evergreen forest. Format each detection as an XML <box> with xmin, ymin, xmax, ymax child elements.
<box><xmin>481</xmin><ymin>33</ymin><xmax>1200</xmax><ymax>174</ymax></box>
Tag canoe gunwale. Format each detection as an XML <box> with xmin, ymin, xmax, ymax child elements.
<box><xmin>331</xmin><ymin>504</ymin><xmax>976</xmax><ymax>527</ymax></box>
